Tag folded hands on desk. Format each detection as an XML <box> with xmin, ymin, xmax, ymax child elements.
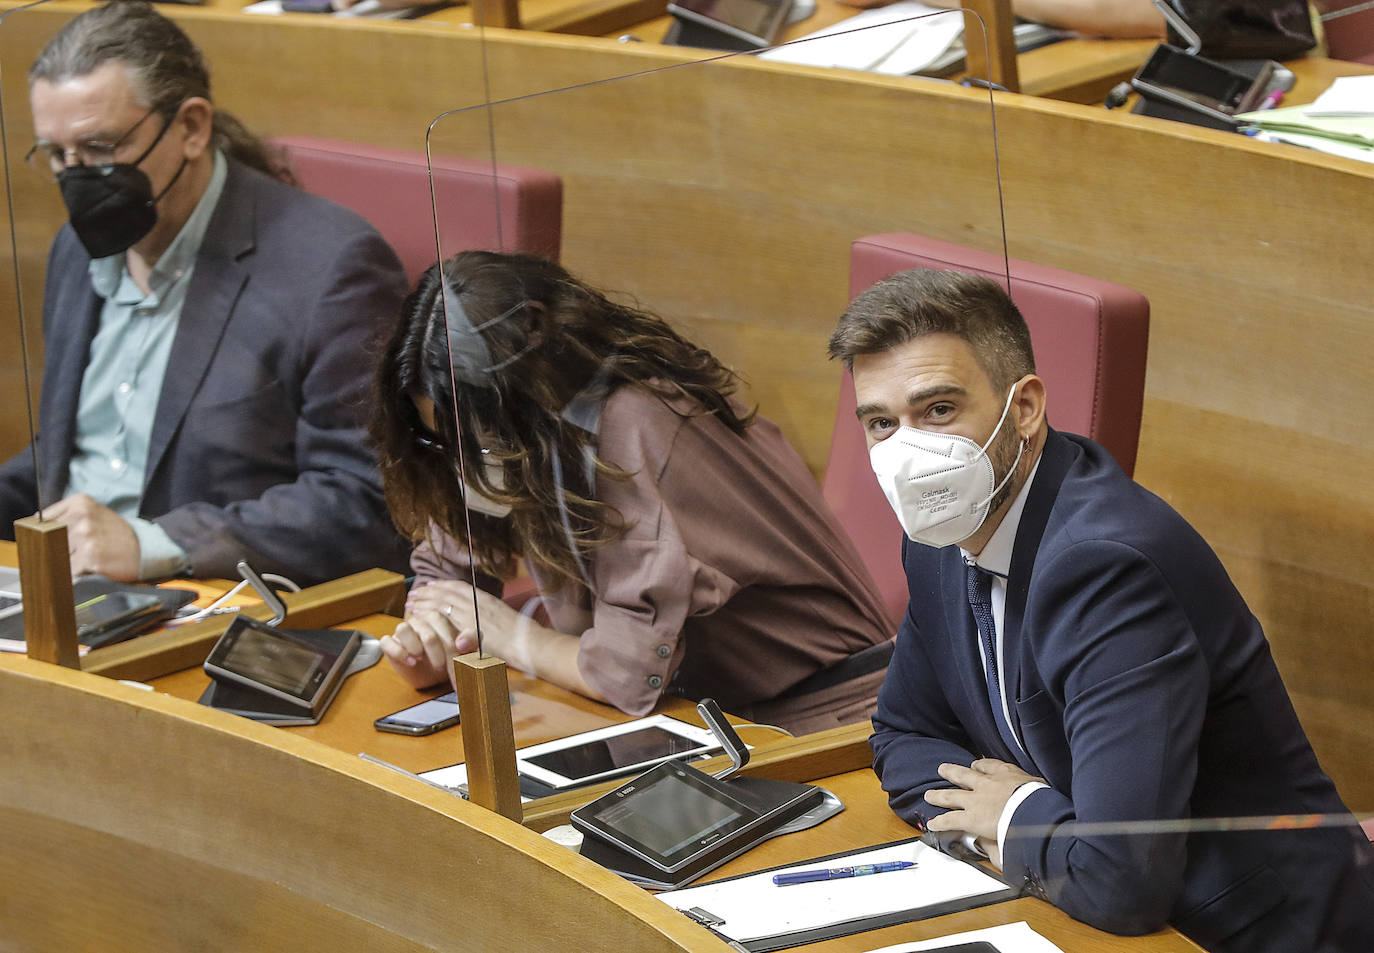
<box><xmin>924</xmin><ymin>757</ymin><xmax>1043</xmax><ymax>870</ymax></box>
<box><xmin>381</xmin><ymin>578</ymin><xmax>603</xmax><ymax>702</ymax></box>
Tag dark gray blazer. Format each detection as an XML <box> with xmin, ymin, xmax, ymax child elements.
<box><xmin>872</xmin><ymin>429</ymin><xmax>1374</xmax><ymax>953</ymax></box>
<box><xmin>0</xmin><ymin>159</ymin><xmax>411</xmax><ymax>585</ymax></box>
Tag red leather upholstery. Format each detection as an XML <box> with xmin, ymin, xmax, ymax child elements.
<box><xmin>272</xmin><ymin>136</ymin><xmax>563</xmax><ymax>283</ymax></box>
<box><xmin>1317</xmin><ymin>1</ymin><xmax>1374</xmax><ymax>65</ymax></box>
<box><xmin>824</xmin><ymin>233</ymin><xmax>1150</xmax><ymax>627</ymax></box>
<box><xmin>273</xmin><ymin>137</ymin><xmax>561</xmax><ymax>610</ymax></box>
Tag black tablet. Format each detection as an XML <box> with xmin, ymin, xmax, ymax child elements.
<box><xmin>573</xmin><ymin>761</ymin><xmax>763</xmax><ymax>873</ymax></box>
<box><xmin>204</xmin><ymin>616</ymin><xmax>360</xmax><ymax>714</ymax></box>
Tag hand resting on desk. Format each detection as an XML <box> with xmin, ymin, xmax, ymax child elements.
<box><xmin>38</xmin><ymin>494</ymin><xmax>141</xmax><ymax>582</ymax></box>
<box><xmin>381</xmin><ymin>579</ymin><xmax>606</xmax><ymax>702</ymax></box>
<box><xmin>916</xmin><ymin>0</ymin><xmax>1165</xmax><ymax>39</ymax></box>
<box><xmin>924</xmin><ymin>757</ymin><xmax>1044</xmax><ymax>870</ymax></box>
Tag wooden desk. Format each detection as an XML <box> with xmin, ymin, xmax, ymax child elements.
<box><xmin>150</xmin><ymin>610</ymin><xmax>672</xmax><ymax>775</ymax></box>
<box><xmin>148</xmin><ymin>608</ymin><xmax>1203</xmax><ymax>951</ymax></box>
<box><xmin>1</xmin><ymin>648</ymin><xmax>1202</xmax><ymax>952</ymax></box>
<box><xmin>615</xmin><ymin>3</ymin><xmax>1157</xmax><ymax>103</ymax></box>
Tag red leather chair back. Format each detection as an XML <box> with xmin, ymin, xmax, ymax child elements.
<box><xmin>272</xmin><ymin>136</ymin><xmax>563</xmax><ymax>283</ymax></box>
<box><xmin>825</xmin><ymin>234</ymin><xmax>1151</xmax><ymax>626</ymax></box>
<box><xmin>1317</xmin><ymin>1</ymin><xmax>1374</xmax><ymax>65</ymax></box>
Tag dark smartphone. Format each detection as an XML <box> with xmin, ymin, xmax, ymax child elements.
<box><xmin>374</xmin><ymin>691</ymin><xmax>461</xmax><ymax>736</ymax></box>
<box><xmin>74</xmin><ymin>590</ymin><xmax>163</xmax><ymax>641</ymax></box>
<box><xmin>281</xmin><ymin>0</ymin><xmax>336</xmax><ymax>13</ymax></box>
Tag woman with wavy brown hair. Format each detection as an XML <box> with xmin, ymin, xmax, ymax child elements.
<box><xmin>371</xmin><ymin>251</ymin><xmax>892</xmax><ymax>735</ymax></box>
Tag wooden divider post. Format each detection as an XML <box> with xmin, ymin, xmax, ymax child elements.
<box><xmin>14</xmin><ymin>516</ymin><xmax>80</xmax><ymax>669</ymax></box>
<box><xmin>453</xmin><ymin>651</ymin><xmax>522</xmax><ymax>821</ymax></box>
<box><xmin>961</xmin><ymin>0</ymin><xmax>1020</xmax><ymax>93</ymax></box>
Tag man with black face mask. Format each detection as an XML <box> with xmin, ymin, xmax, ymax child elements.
<box><xmin>0</xmin><ymin>3</ymin><xmax>410</xmax><ymax>585</ymax></box>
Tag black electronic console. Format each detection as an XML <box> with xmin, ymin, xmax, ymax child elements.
<box><xmin>1130</xmin><ymin>43</ymin><xmax>1273</xmax><ymax>130</ymax></box>
<box><xmin>198</xmin><ymin>561</ymin><xmax>378</xmax><ymax>726</ymax></box>
<box><xmin>572</xmin><ymin>699</ymin><xmax>843</xmax><ymax>888</ymax></box>
<box><xmin>664</xmin><ymin>0</ymin><xmax>792</xmax><ymax>52</ymax></box>
<box><xmin>202</xmin><ymin>615</ymin><xmax>362</xmax><ymax>721</ymax></box>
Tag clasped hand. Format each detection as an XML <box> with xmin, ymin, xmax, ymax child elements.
<box><xmin>39</xmin><ymin>494</ymin><xmax>141</xmax><ymax>581</ymax></box>
<box><xmin>924</xmin><ymin>758</ymin><xmax>1043</xmax><ymax>869</ymax></box>
<box><xmin>380</xmin><ymin>580</ymin><xmax>532</xmax><ymax>690</ymax></box>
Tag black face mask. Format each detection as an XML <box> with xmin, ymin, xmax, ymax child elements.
<box><xmin>56</xmin><ymin>112</ymin><xmax>186</xmax><ymax>260</ymax></box>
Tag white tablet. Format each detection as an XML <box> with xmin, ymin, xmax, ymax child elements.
<box><xmin>516</xmin><ymin>715</ymin><xmax>721</xmax><ymax>790</ymax></box>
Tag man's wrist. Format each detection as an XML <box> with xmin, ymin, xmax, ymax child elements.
<box><xmin>997</xmin><ymin>780</ymin><xmax>1049</xmax><ymax>862</ymax></box>
<box><xmin>130</xmin><ymin>517</ymin><xmax>189</xmax><ymax>580</ymax></box>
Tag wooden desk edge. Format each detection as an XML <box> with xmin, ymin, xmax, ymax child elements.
<box><xmin>0</xmin><ymin>653</ymin><xmax>722</xmax><ymax>953</ymax></box>
<box><xmin>80</xmin><ymin>568</ymin><xmax>406</xmax><ymax>681</ymax></box>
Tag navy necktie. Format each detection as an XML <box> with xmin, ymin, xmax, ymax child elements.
<box><xmin>965</xmin><ymin>560</ymin><xmax>1021</xmax><ymax>760</ymax></box>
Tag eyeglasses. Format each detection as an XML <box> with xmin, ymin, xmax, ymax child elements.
<box><xmin>408</xmin><ymin>416</ymin><xmax>450</xmax><ymax>456</ymax></box>
<box><xmin>24</xmin><ymin>105</ymin><xmax>161</xmax><ymax>182</ymax></box>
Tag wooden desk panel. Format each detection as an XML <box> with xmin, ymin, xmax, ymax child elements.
<box><xmin>4</xmin><ymin>649</ymin><xmax>1203</xmax><ymax>952</ymax></box>
<box><xmin>616</xmin><ymin>4</ymin><xmax>1155</xmax><ymax>103</ymax></box>
<box><xmin>146</xmin><ymin>615</ymin><xmax>1202</xmax><ymax>952</ymax></box>
<box><xmin>151</xmin><ymin>611</ymin><xmax>638</xmax><ymax>773</ymax></box>
<box><xmin>0</xmin><ymin>652</ymin><xmax>727</xmax><ymax>953</ymax></box>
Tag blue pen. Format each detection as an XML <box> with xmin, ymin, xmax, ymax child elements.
<box><xmin>772</xmin><ymin>860</ymin><xmax>916</xmax><ymax>886</ymax></box>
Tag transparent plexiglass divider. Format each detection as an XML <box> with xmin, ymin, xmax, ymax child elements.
<box><xmin>426</xmin><ymin>6</ymin><xmax>1009</xmax><ymax>466</ymax></box>
<box><xmin>2</xmin><ymin>0</ymin><xmax>64</xmax><ymax>504</ymax></box>
<box><xmin>415</xmin><ymin>11</ymin><xmax>1006</xmax><ymax>664</ymax></box>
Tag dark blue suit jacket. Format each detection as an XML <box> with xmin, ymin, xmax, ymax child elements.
<box><xmin>872</xmin><ymin>429</ymin><xmax>1374</xmax><ymax>952</ymax></box>
<box><xmin>0</xmin><ymin>159</ymin><xmax>411</xmax><ymax>585</ymax></box>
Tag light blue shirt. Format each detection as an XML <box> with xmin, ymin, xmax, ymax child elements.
<box><xmin>65</xmin><ymin>151</ymin><xmax>228</xmax><ymax>579</ymax></box>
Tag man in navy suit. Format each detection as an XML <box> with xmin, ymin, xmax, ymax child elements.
<box><xmin>829</xmin><ymin>268</ymin><xmax>1374</xmax><ymax>952</ymax></box>
<box><xmin>0</xmin><ymin>3</ymin><xmax>409</xmax><ymax>585</ymax></box>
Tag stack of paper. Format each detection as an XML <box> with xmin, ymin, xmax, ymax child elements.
<box><xmin>1236</xmin><ymin>102</ymin><xmax>1374</xmax><ymax>164</ymax></box>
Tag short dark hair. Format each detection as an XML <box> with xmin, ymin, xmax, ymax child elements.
<box><xmin>828</xmin><ymin>268</ymin><xmax>1036</xmax><ymax>391</ymax></box>
<box><xmin>29</xmin><ymin>1</ymin><xmax>290</xmax><ymax>182</ymax></box>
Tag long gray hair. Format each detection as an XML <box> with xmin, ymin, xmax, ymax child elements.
<box><xmin>29</xmin><ymin>1</ymin><xmax>292</xmax><ymax>183</ymax></box>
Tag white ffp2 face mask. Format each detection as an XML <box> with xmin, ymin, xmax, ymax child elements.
<box><xmin>868</xmin><ymin>386</ymin><xmax>1023</xmax><ymax>548</ymax></box>
<box><xmin>461</xmin><ymin>450</ymin><xmax>512</xmax><ymax>518</ymax></box>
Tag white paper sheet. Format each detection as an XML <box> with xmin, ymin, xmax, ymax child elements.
<box><xmin>657</xmin><ymin>840</ymin><xmax>1008</xmax><ymax>943</ymax></box>
<box><xmin>1305</xmin><ymin>75</ymin><xmax>1374</xmax><ymax>118</ymax></box>
<box><xmin>864</xmin><ymin>920</ymin><xmax>1066</xmax><ymax>953</ymax></box>
<box><xmin>758</xmin><ymin>2</ymin><xmax>964</xmax><ymax>76</ymax></box>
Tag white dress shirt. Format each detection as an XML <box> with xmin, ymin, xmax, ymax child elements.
<box><xmin>956</xmin><ymin>455</ymin><xmax>1049</xmax><ymax>862</ymax></box>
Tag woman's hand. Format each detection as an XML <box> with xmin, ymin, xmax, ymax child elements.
<box><xmin>379</xmin><ymin>592</ymin><xmax>473</xmax><ymax>690</ymax></box>
<box><xmin>383</xmin><ymin>581</ymin><xmax>525</xmax><ymax>689</ymax></box>
<box><xmin>386</xmin><ymin>577</ymin><xmax>606</xmax><ymax>704</ymax></box>
<box><xmin>406</xmin><ymin>578</ymin><xmax>484</xmax><ymax>623</ymax></box>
